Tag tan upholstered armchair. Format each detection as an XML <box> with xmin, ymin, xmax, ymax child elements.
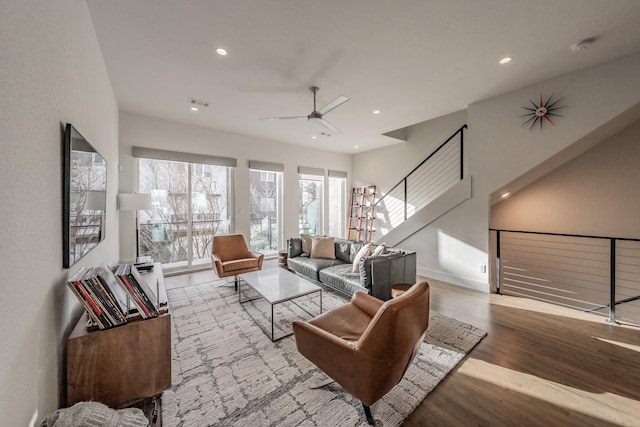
<box><xmin>292</xmin><ymin>282</ymin><xmax>430</xmax><ymax>425</ymax></box>
<box><xmin>211</xmin><ymin>234</ymin><xmax>264</xmax><ymax>290</ymax></box>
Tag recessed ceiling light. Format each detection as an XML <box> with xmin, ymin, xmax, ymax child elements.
<box><xmin>311</xmin><ymin>136</ymin><xmax>317</xmax><ymax>139</ymax></box>
<box><xmin>354</xmin><ymin>145</ymin><xmax>359</xmax><ymax>149</ymax></box>
<box><xmin>373</xmin><ymin>110</ymin><xmax>381</xmax><ymax>114</ymax></box>
<box><xmin>190</xmin><ymin>106</ymin><xmax>199</xmax><ymax>112</ymax></box>
<box><xmin>499</xmin><ymin>57</ymin><xmax>512</xmax><ymax>65</ymax></box>
<box><xmin>216</xmin><ymin>48</ymin><xmax>228</xmax><ymax>56</ymax></box>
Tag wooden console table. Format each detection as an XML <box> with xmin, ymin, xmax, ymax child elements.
<box><xmin>66</xmin><ymin>263</ymin><xmax>171</xmax><ymax>417</ymax></box>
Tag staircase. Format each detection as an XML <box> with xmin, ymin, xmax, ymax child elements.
<box><xmin>365</xmin><ymin>125</ymin><xmax>471</xmax><ymax>246</ymax></box>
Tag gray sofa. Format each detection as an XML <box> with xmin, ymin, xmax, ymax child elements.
<box><xmin>286</xmin><ymin>237</ymin><xmax>416</xmax><ymax>300</ymax></box>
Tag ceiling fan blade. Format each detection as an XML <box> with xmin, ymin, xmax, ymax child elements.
<box><xmin>317</xmin><ymin>95</ymin><xmax>349</xmax><ymax>116</ymax></box>
<box><xmin>259</xmin><ymin>116</ymin><xmax>307</xmax><ymax>121</ymax></box>
<box><xmin>310</xmin><ymin>117</ymin><xmax>342</xmax><ymax>134</ymax></box>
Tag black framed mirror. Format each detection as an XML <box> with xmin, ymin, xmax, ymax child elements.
<box><xmin>63</xmin><ymin>123</ymin><xmax>107</xmax><ymax>268</ymax></box>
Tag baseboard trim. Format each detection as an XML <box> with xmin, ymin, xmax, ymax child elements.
<box><xmin>417</xmin><ymin>266</ymin><xmax>489</xmax><ymax>293</ymax></box>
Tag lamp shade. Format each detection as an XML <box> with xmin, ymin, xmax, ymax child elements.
<box><xmin>118</xmin><ymin>193</ymin><xmax>153</xmax><ymax>211</ymax></box>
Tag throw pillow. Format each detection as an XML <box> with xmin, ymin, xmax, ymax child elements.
<box><xmin>372</xmin><ymin>243</ymin><xmax>386</xmax><ymax>256</ymax></box>
<box><xmin>311</xmin><ymin>236</ymin><xmax>336</xmax><ymax>259</ymax></box>
<box><xmin>352</xmin><ymin>242</ymin><xmax>371</xmax><ymax>272</ymax></box>
<box><xmin>300</xmin><ymin>234</ymin><xmax>313</xmax><ymax>255</ymax></box>
<box><xmin>334</xmin><ymin>239</ymin><xmax>352</xmax><ymax>263</ymax></box>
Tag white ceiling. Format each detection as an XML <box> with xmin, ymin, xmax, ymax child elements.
<box><xmin>86</xmin><ymin>0</ymin><xmax>640</xmax><ymax>154</ymax></box>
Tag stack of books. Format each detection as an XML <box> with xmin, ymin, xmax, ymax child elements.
<box><xmin>66</xmin><ymin>263</ymin><xmax>159</xmax><ymax>330</ymax></box>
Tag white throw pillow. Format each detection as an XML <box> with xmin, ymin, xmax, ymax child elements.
<box><xmin>352</xmin><ymin>243</ymin><xmax>371</xmax><ymax>273</ymax></box>
<box><xmin>372</xmin><ymin>243</ymin><xmax>386</xmax><ymax>256</ymax></box>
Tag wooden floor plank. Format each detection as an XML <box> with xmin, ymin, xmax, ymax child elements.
<box><xmin>406</xmin><ymin>277</ymin><xmax>640</xmax><ymax>427</ymax></box>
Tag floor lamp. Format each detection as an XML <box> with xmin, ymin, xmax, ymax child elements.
<box><xmin>118</xmin><ymin>193</ymin><xmax>153</xmax><ymax>258</ymax></box>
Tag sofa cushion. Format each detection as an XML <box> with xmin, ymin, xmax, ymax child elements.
<box><xmin>288</xmin><ymin>238</ymin><xmax>303</xmax><ymax>257</ymax></box>
<box><xmin>288</xmin><ymin>256</ymin><xmax>344</xmax><ymax>281</ymax></box>
<box><xmin>319</xmin><ymin>264</ymin><xmax>367</xmax><ymax>296</ymax></box>
<box><xmin>350</xmin><ymin>241</ymin><xmax>364</xmax><ymax>263</ymax></box>
<box><xmin>311</xmin><ymin>236</ymin><xmax>335</xmax><ymax>259</ymax></box>
<box><xmin>334</xmin><ymin>239</ymin><xmax>352</xmax><ymax>263</ymax></box>
<box><xmin>223</xmin><ymin>258</ymin><xmax>261</xmax><ymax>272</ymax></box>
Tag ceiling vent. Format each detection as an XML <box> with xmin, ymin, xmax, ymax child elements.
<box><xmin>571</xmin><ymin>37</ymin><xmax>595</xmax><ymax>52</ymax></box>
<box><xmin>188</xmin><ymin>98</ymin><xmax>210</xmax><ymax>108</ymax></box>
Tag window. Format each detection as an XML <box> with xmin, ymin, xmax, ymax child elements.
<box><xmin>298</xmin><ymin>168</ymin><xmax>324</xmax><ymax>236</ymax></box>
<box><xmin>249</xmin><ymin>161</ymin><xmax>283</xmax><ymax>254</ymax></box>
<box><xmin>134</xmin><ymin>147</ymin><xmax>236</xmax><ymax>269</ymax></box>
<box><xmin>260</xmin><ymin>171</ymin><xmax>275</xmax><ymax>182</ymax></box>
<box><xmin>328</xmin><ymin>171</ymin><xmax>347</xmax><ymax>238</ymax></box>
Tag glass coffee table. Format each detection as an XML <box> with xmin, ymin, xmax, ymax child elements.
<box><xmin>239</xmin><ymin>268</ymin><xmax>322</xmax><ymax>342</ymax></box>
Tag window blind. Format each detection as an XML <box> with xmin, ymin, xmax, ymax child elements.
<box><xmin>132</xmin><ymin>146</ymin><xmax>237</xmax><ymax>167</ymax></box>
<box><xmin>297</xmin><ymin>166</ymin><xmax>324</xmax><ymax>176</ymax></box>
<box><xmin>328</xmin><ymin>169</ymin><xmax>347</xmax><ymax>178</ymax></box>
<box><xmin>248</xmin><ymin>160</ymin><xmax>284</xmax><ymax>172</ymax></box>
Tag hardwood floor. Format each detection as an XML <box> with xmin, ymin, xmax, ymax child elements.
<box><xmin>165</xmin><ymin>264</ymin><xmax>640</xmax><ymax>426</ymax></box>
<box><xmin>406</xmin><ymin>277</ymin><xmax>640</xmax><ymax>427</ymax></box>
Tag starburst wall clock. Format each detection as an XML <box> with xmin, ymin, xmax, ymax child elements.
<box><xmin>520</xmin><ymin>93</ymin><xmax>566</xmax><ymax>130</ymax></box>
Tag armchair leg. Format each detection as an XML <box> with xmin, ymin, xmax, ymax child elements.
<box><xmin>362</xmin><ymin>404</ymin><xmax>374</xmax><ymax>425</ymax></box>
<box><xmin>234</xmin><ymin>275</ymin><xmax>238</xmax><ymax>292</ymax></box>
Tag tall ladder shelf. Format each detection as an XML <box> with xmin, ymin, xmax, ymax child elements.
<box><xmin>347</xmin><ymin>185</ymin><xmax>376</xmax><ymax>243</ymax></box>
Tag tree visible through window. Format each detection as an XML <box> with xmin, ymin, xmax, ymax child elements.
<box><xmin>299</xmin><ymin>174</ymin><xmax>323</xmax><ymax>236</ymax></box>
<box><xmin>249</xmin><ymin>169</ymin><xmax>281</xmax><ymax>253</ymax></box>
<box><xmin>138</xmin><ymin>159</ymin><xmax>233</xmax><ymax>267</ymax></box>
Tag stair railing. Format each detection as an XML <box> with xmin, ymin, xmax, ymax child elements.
<box><xmin>491</xmin><ymin>228</ymin><xmax>640</xmax><ymax>326</ymax></box>
<box><xmin>364</xmin><ymin>125</ymin><xmax>467</xmax><ymax>241</ymax></box>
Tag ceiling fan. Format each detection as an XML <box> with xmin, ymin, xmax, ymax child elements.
<box><xmin>260</xmin><ymin>86</ymin><xmax>349</xmax><ymax>134</ymax></box>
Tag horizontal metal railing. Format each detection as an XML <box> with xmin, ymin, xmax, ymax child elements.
<box><xmin>138</xmin><ymin>219</ymin><xmax>231</xmax><ymax>264</ymax></box>
<box><xmin>492</xmin><ymin>229</ymin><xmax>640</xmax><ymax>325</ymax></box>
<box><xmin>369</xmin><ymin>125</ymin><xmax>466</xmax><ymax>241</ymax></box>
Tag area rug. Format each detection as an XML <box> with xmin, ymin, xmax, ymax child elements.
<box><xmin>162</xmin><ymin>280</ymin><xmax>487</xmax><ymax>427</ymax></box>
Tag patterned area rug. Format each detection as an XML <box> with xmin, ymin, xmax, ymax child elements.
<box><xmin>162</xmin><ymin>280</ymin><xmax>487</xmax><ymax>427</ymax></box>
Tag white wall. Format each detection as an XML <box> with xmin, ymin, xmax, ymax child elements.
<box><xmin>491</xmin><ymin>119</ymin><xmax>640</xmax><ymax>238</ymax></box>
<box><xmin>354</xmin><ymin>53</ymin><xmax>640</xmax><ymax>291</ymax></box>
<box><xmin>118</xmin><ymin>112</ymin><xmax>352</xmax><ymax>260</ymax></box>
<box><xmin>352</xmin><ymin>110</ymin><xmax>467</xmax><ymax>190</ymax></box>
<box><xmin>0</xmin><ymin>1</ymin><xmax>119</xmax><ymax>424</ymax></box>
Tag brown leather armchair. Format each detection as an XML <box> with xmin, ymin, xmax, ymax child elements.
<box><xmin>211</xmin><ymin>234</ymin><xmax>264</xmax><ymax>290</ymax></box>
<box><xmin>292</xmin><ymin>282</ymin><xmax>430</xmax><ymax>425</ymax></box>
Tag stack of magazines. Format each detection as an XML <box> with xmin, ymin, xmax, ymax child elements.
<box><xmin>66</xmin><ymin>264</ymin><xmax>159</xmax><ymax>329</ymax></box>
<box><xmin>111</xmin><ymin>263</ymin><xmax>159</xmax><ymax>319</ymax></box>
